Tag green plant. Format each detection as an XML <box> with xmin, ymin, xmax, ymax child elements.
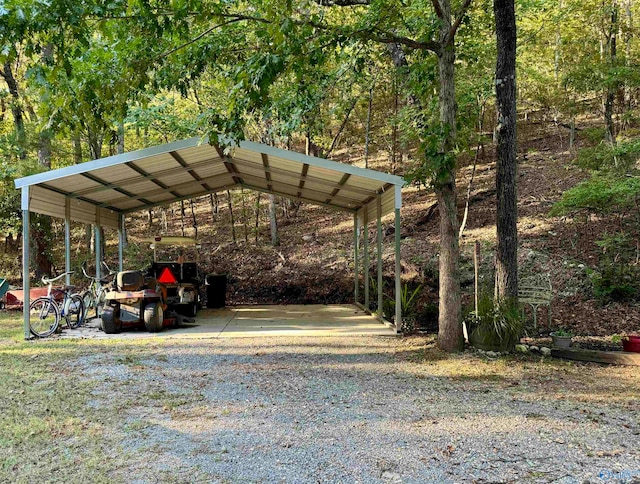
<box><xmin>552</xmin><ymin>327</ymin><xmax>573</xmax><ymax>337</ymax></box>
<box><xmin>587</xmin><ymin>233</ymin><xmax>640</xmax><ymax>303</ymax></box>
<box><xmin>582</xmin><ymin>127</ymin><xmax>607</xmax><ymax>144</ymax></box>
<box><xmin>574</xmin><ymin>139</ymin><xmax>640</xmax><ymax>173</ymax></box>
<box><xmin>386</xmin><ymin>284</ymin><xmax>422</xmax><ymax>317</ymax></box>
<box><xmin>550</xmin><ymin>175</ymin><xmax>640</xmax><ymax>216</ymax></box>
<box><xmin>385</xmin><ymin>283</ymin><xmax>423</xmax><ymax>333</ymax></box>
<box><xmin>464</xmin><ymin>294</ymin><xmax>523</xmax><ymax>351</ymax></box>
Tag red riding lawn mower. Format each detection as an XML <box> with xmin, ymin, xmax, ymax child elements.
<box><xmin>101</xmin><ymin>270</ymin><xmax>180</xmax><ymax>334</ymax></box>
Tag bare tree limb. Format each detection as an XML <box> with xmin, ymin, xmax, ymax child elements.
<box><xmin>447</xmin><ymin>0</ymin><xmax>473</xmax><ymax>44</ymax></box>
<box><xmin>325</xmin><ymin>97</ymin><xmax>357</xmax><ymax>158</ymax></box>
<box><xmin>156</xmin><ymin>18</ymin><xmax>248</xmax><ymax>60</ymax></box>
<box><xmin>431</xmin><ymin>0</ymin><xmax>444</xmax><ymax>19</ymax></box>
<box><xmin>316</xmin><ymin>0</ymin><xmax>370</xmax><ymax>4</ymax></box>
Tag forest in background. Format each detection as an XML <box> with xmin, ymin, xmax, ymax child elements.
<box><xmin>1</xmin><ymin>0</ymin><xmax>639</xmax><ymax>348</ymax></box>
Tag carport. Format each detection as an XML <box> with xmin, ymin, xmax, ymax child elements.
<box><xmin>14</xmin><ymin>136</ymin><xmax>405</xmax><ymax>339</ymax></box>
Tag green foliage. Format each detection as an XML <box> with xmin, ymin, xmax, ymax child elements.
<box><xmin>574</xmin><ymin>139</ymin><xmax>640</xmax><ymax>172</ymax></box>
<box><xmin>464</xmin><ymin>295</ymin><xmax>523</xmax><ymax>350</ymax></box>
<box><xmin>587</xmin><ymin>233</ymin><xmax>640</xmax><ymax>303</ymax></box>
<box><xmin>582</xmin><ymin>127</ymin><xmax>608</xmax><ymax>144</ymax></box>
<box><xmin>383</xmin><ymin>283</ymin><xmax>422</xmax><ymax>332</ymax></box>
<box><xmin>552</xmin><ymin>327</ymin><xmax>573</xmax><ymax>337</ymax></box>
<box><xmin>550</xmin><ymin>175</ymin><xmax>640</xmax><ymax>216</ymax></box>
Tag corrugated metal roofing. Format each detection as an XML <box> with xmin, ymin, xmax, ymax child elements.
<box><xmin>15</xmin><ymin>136</ymin><xmax>404</xmax><ymax>229</ymax></box>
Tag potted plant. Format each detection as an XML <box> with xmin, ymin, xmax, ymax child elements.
<box><xmin>465</xmin><ymin>295</ymin><xmax>523</xmax><ymax>352</ymax></box>
<box><xmin>550</xmin><ymin>328</ymin><xmax>573</xmax><ymax>349</ymax></box>
<box><xmin>622</xmin><ymin>334</ymin><xmax>640</xmax><ymax>353</ymax></box>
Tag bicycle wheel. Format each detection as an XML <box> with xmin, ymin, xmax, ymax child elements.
<box><xmin>29</xmin><ymin>297</ymin><xmax>60</xmax><ymax>338</ymax></box>
<box><xmin>65</xmin><ymin>294</ymin><xmax>85</xmax><ymax>329</ymax></box>
<box><xmin>82</xmin><ymin>290</ymin><xmax>96</xmax><ymax>318</ymax></box>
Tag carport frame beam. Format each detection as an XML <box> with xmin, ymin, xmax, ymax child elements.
<box><xmin>118</xmin><ymin>213</ymin><xmax>124</xmax><ymax>272</ymax></box>
<box><xmin>22</xmin><ymin>187</ymin><xmax>30</xmax><ymax>340</ymax></box>
<box><xmin>377</xmin><ymin>194</ymin><xmax>383</xmax><ymax>319</ymax></box>
<box><xmin>64</xmin><ymin>199</ymin><xmax>71</xmax><ymax>286</ymax></box>
<box><xmin>394</xmin><ymin>185</ymin><xmax>402</xmax><ymax>332</ymax></box>
<box><xmin>363</xmin><ymin>209</ymin><xmax>370</xmax><ymax>310</ymax></box>
<box><xmin>353</xmin><ymin>213</ymin><xmax>359</xmax><ymax>303</ymax></box>
<box><xmin>95</xmin><ymin>211</ymin><xmax>102</xmax><ymax>281</ymax></box>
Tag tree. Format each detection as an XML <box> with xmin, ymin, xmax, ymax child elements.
<box><xmin>494</xmin><ymin>0</ymin><xmax>518</xmax><ymax>301</ymax></box>
<box><xmin>113</xmin><ymin>0</ymin><xmax>475</xmax><ymax>350</ymax></box>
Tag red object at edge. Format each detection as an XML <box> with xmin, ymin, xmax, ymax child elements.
<box><xmin>623</xmin><ymin>335</ymin><xmax>640</xmax><ymax>353</ymax></box>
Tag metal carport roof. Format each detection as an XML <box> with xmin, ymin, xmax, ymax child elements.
<box><xmin>14</xmin><ymin>136</ymin><xmax>404</xmax><ymax>228</ymax></box>
<box><xmin>15</xmin><ymin>135</ymin><xmax>405</xmax><ymax>339</ymax></box>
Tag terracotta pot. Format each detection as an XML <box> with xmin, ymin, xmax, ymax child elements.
<box><xmin>622</xmin><ymin>335</ymin><xmax>640</xmax><ymax>353</ymax></box>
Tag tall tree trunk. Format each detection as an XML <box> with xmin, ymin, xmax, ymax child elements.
<box><xmin>391</xmin><ymin>76</ymin><xmax>399</xmax><ymax>174</ymax></box>
<box><xmin>1</xmin><ymin>61</ymin><xmax>26</xmax><ymax>158</ymax></box>
<box><xmin>255</xmin><ymin>193</ymin><xmax>261</xmax><ymax>243</ymax></box>
<box><xmin>435</xmin><ymin>1</ymin><xmax>463</xmax><ymax>352</ymax></box>
<box><xmin>269</xmin><ymin>195</ymin><xmax>279</xmax><ymax>246</ymax></box>
<box><xmin>604</xmin><ymin>0</ymin><xmax>618</xmax><ymax>144</ymax></box>
<box><xmin>241</xmin><ymin>189</ymin><xmax>248</xmax><ymax>243</ymax></box>
<box><xmin>87</xmin><ymin>129</ymin><xmax>103</xmax><ymax>160</ymax></box>
<box><xmin>73</xmin><ymin>135</ymin><xmax>83</xmax><ymax>164</ymax></box>
<box><xmin>190</xmin><ymin>199</ymin><xmax>198</xmax><ymax>238</ymax></box>
<box><xmin>227</xmin><ymin>190</ymin><xmax>236</xmax><ymax>244</ymax></box>
<box><xmin>494</xmin><ymin>0</ymin><xmax>519</xmax><ymax>301</ymax></box>
<box><xmin>37</xmin><ymin>130</ymin><xmax>52</xmax><ymax>169</ymax></box>
<box><xmin>623</xmin><ymin>0</ymin><xmax>633</xmax><ymax>120</ymax></box>
<box><xmin>117</xmin><ymin>120</ymin><xmax>125</xmax><ymax>154</ymax></box>
<box><xmin>364</xmin><ymin>83</ymin><xmax>374</xmax><ymax>168</ymax></box>
<box><xmin>180</xmin><ymin>201</ymin><xmax>186</xmax><ymax>236</ymax></box>
<box><xmin>209</xmin><ymin>193</ymin><xmax>218</xmax><ymax>224</ymax></box>
<box><xmin>36</xmin><ymin>44</ymin><xmax>53</xmax><ymax>169</ymax></box>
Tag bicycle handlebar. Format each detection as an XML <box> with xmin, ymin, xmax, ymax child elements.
<box><xmin>82</xmin><ymin>262</ymin><xmax>115</xmax><ymax>281</ymax></box>
<box><xmin>41</xmin><ymin>271</ymin><xmax>74</xmax><ymax>285</ymax></box>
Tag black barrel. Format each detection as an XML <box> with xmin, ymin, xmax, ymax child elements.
<box><xmin>205</xmin><ymin>274</ymin><xmax>227</xmax><ymax>308</ymax></box>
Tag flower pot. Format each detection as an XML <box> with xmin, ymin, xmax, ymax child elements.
<box><xmin>622</xmin><ymin>335</ymin><xmax>640</xmax><ymax>353</ymax></box>
<box><xmin>550</xmin><ymin>333</ymin><xmax>572</xmax><ymax>349</ymax></box>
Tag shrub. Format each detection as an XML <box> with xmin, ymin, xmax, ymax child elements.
<box><xmin>385</xmin><ymin>283</ymin><xmax>423</xmax><ymax>333</ymax></box>
<box><xmin>588</xmin><ymin>233</ymin><xmax>640</xmax><ymax>303</ymax></box>
<box><xmin>464</xmin><ymin>295</ymin><xmax>523</xmax><ymax>351</ymax></box>
<box><xmin>550</xmin><ymin>175</ymin><xmax>640</xmax><ymax>216</ymax></box>
<box><xmin>574</xmin><ymin>139</ymin><xmax>640</xmax><ymax>172</ymax></box>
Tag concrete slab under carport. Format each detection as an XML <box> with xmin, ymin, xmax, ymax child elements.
<box><xmin>61</xmin><ymin>304</ymin><xmax>396</xmax><ymax>339</ymax></box>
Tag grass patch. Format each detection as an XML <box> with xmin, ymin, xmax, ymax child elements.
<box><xmin>0</xmin><ymin>311</ymin><xmax>125</xmax><ymax>482</ymax></box>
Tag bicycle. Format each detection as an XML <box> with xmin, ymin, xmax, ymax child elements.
<box><xmin>29</xmin><ymin>272</ymin><xmax>85</xmax><ymax>338</ymax></box>
<box><xmin>81</xmin><ymin>262</ymin><xmax>115</xmax><ymax>319</ymax></box>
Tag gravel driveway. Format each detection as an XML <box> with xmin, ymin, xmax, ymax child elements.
<box><xmin>77</xmin><ymin>336</ymin><xmax>640</xmax><ymax>483</ymax></box>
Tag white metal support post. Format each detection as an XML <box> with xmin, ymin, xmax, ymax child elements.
<box><xmin>21</xmin><ymin>187</ymin><xmax>30</xmax><ymax>340</ymax></box>
<box><xmin>95</xmin><ymin>210</ymin><xmax>102</xmax><ymax>281</ymax></box>
<box><xmin>377</xmin><ymin>194</ymin><xmax>383</xmax><ymax>318</ymax></box>
<box><xmin>353</xmin><ymin>212</ymin><xmax>359</xmax><ymax>303</ymax></box>
<box><xmin>363</xmin><ymin>209</ymin><xmax>370</xmax><ymax>310</ymax></box>
<box><xmin>118</xmin><ymin>213</ymin><xmax>124</xmax><ymax>272</ymax></box>
<box><xmin>64</xmin><ymin>198</ymin><xmax>71</xmax><ymax>286</ymax></box>
<box><xmin>394</xmin><ymin>185</ymin><xmax>402</xmax><ymax>333</ymax></box>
